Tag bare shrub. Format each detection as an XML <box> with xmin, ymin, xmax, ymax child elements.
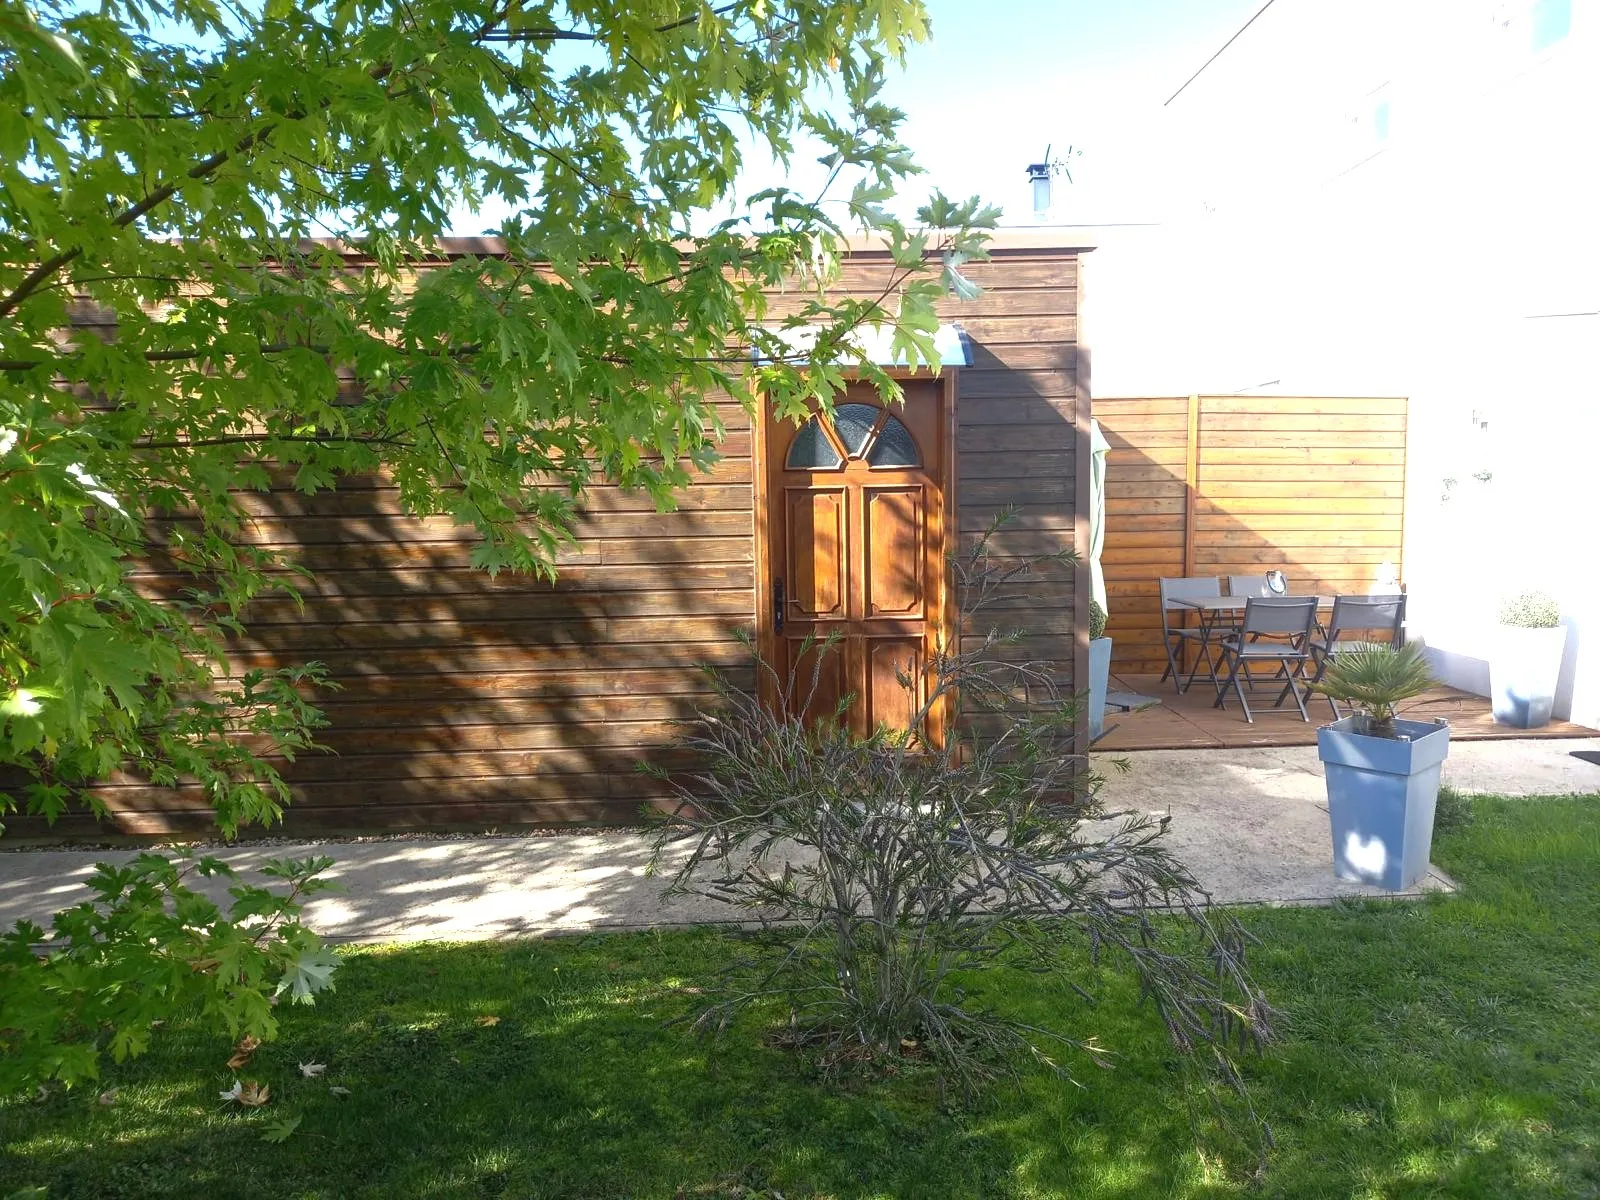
<box><xmin>650</xmin><ymin>515</ymin><xmax>1275</xmax><ymax>1116</ymax></box>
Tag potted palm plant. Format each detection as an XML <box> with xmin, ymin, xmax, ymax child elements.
<box><xmin>1311</xmin><ymin>642</ymin><xmax>1449</xmax><ymax>891</ymax></box>
<box><xmin>1087</xmin><ymin>598</ymin><xmax>1111</xmax><ymax>742</ymax></box>
<box><xmin>1491</xmin><ymin>591</ymin><xmax>1566</xmax><ymax>728</ymax></box>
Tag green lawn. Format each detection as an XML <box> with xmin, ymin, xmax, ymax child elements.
<box><xmin>3</xmin><ymin>792</ymin><xmax>1598</xmax><ymax>1199</ymax></box>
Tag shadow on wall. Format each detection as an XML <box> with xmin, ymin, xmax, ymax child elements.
<box><xmin>10</xmin><ymin>324</ymin><xmax>1087</xmax><ymax>843</ymax></box>
<box><xmin>6</xmin><ymin>463</ymin><xmax>755</xmax><ymax>840</ymax></box>
<box><xmin>1095</xmin><ymin>396</ymin><xmax>1407</xmax><ymax>678</ymax></box>
<box><xmin>953</xmin><ymin>339</ymin><xmax>1082</xmax><ymax>722</ymax></box>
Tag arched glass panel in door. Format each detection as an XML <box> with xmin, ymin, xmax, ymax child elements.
<box><xmin>831</xmin><ymin>403</ymin><xmax>880</xmax><ymax>456</ymax></box>
<box><xmin>784</xmin><ymin>405</ymin><xmax>921</xmax><ymax>471</ymax></box>
<box><xmin>866</xmin><ymin>415</ymin><xmax>919</xmax><ymax>467</ymax></box>
<box><xmin>784</xmin><ymin>417</ymin><xmax>844</xmax><ymax>469</ymax></box>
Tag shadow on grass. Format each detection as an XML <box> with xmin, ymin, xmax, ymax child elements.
<box><xmin>3</xmin><ymin>795</ymin><xmax>1598</xmax><ymax>1200</ymax></box>
<box><xmin>0</xmin><ymin>930</ymin><xmax>1240</xmax><ymax>1200</ymax></box>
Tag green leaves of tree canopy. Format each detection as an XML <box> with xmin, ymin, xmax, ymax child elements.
<box><xmin>0</xmin><ymin>852</ymin><xmax>338</xmax><ymax>1093</ymax></box>
<box><xmin>0</xmin><ymin>0</ymin><xmax>994</xmax><ymax>1088</ymax></box>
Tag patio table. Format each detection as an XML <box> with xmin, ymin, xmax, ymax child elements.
<box><xmin>1169</xmin><ymin>595</ymin><xmax>1339</xmax><ymax>712</ymax></box>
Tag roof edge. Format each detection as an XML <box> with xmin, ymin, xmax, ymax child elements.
<box><xmin>293</xmin><ymin>229</ymin><xmax>1096</xmax><ymax>260</ymax></box>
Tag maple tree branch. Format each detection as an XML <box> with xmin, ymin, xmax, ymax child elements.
<box><xmin>130</xmin><ymin>434</ymin><xmax>414</xmax><ymax>450</ymax></box>
<box><xmin>479</xmin><ymin>2</ymin><xmax>741</xmax><ymax>42</ymax></box>
<box><xmin>0</xmin><ymin>7</ymin><xmax>524</xmax><ymax>322</ymax></box>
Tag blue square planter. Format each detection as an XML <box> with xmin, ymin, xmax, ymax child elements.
<box><xmin>1317</xmin><ymin>716</ymin><xmax>1450</xmax><ymax>891</ymax></box>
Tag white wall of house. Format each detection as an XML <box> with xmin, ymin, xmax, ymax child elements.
<box><xmin>1075</xmin><ymin>0</ymin><xmax>1600</xmax><ymax>726</ymax></box>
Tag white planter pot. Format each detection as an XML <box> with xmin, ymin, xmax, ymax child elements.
<box><xmin>1490</xmin><ymin>625</ymin><xmax>1567</xmax><ymax>728</ymax></box>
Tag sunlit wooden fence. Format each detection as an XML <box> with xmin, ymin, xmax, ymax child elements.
<box><xmin>1094</xmin><ymin>395</ymin><xmax>1407</xmax><ymax>674</ymax></box>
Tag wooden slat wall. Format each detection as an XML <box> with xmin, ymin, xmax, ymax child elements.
<box><xmin>1097</xmin><ymin>397</ymin><xmax>1191</xmax><ymax>672</ymax></box>
<box><xmin>1098</xmin><ymin>395</ymin><xmax>1407</xmax><ymax>674</ymax></box>
<box><xmin>945</xmin><ymin>250</ymin><xmax>1082</xmax><ymax>718</ymax></box>
<box><xmin>42</xmin><ymin>245</ymin><xmax>1084</xmax><ymax>837</ymax></box>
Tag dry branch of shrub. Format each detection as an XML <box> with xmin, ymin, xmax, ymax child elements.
<box><xmin>650</xmin><ymin>514</ymin><xmax>1277</xmax><ymax>1140</ymax></box>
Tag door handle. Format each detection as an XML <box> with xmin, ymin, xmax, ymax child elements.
<box><xmin>773</xmin><ymin>579</ymin><xmax>785</xmax><ymax>633</ymax></box>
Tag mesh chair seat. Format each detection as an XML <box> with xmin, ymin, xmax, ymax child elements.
<box><xmin>1214</xmin><ymin>596</ymin><xmax>1320</xmax><ymax>723</ymax></box>
<box><xmin>1222</xmin><ymin>636</ymin><xmax>1311</xmax><ymax>657</ymax></box>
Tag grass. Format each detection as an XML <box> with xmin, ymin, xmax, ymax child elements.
<box><xmin>3</xmin><ymin>792</ymin><xmax>1598</xmax><ymax>1199</ymax></box>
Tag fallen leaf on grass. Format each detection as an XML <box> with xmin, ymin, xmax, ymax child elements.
<box><xmin>226</xmin><ymin>1034</ymin><xmax>262</xmax><ymax>1070</ymax></box>
<box><xmin>298</xmin><ymin>1062</ymin><xmax>326</xmax><ymax>1078</ymax></box>
<box><xmin>220</xmin><ymin>1079</ymin><xmax>270</xmax><ymax>1107</ymax></box>
<box><xmin>260</xmin><ymin>1114</ymin><xmax>302</xmax><ymax>1144</ymax></box>
<box><xmin>474</xmin><ymin>1015</ymin><xmax>500</xmax><ymax>1027</ymax></box>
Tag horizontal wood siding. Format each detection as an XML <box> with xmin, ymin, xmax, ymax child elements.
<box><xmin>37</xmin><ymin>245</ymin><xmax>1085</xmax><ymax>837</ymax></box>
<box><xmin>1097</xmin><ymin>395</ymin><xmax>1408</xmax><ymax>674</ymax></box>
<box><xmin>1096</xmin><ymin>397</ymin><xmax>1191</xmax><ymax>673</ymax></box>
<box><xmin>948</xmin><ymin>250</ymin><xmax>1081</xmax><ymax>725</ymax></box>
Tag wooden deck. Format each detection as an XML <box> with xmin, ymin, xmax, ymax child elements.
<box><xmin>1094</xmin><ymin>672</ymin><xmax>1597</xmax><ymax>751</ymax></box>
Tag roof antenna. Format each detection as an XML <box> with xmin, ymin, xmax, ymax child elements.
<box><xmin>1025</xmin><ymin>145</ymin><xmax>1079</xmax><ymax>217</ymax></box>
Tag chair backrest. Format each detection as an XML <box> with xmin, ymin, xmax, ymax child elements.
<box><xmin>1158</xmin><ymin>576</ymin><xmax>1223</xmax><ymax>636</ymax></box>
<box><xmin>1241</xmin><ymin>596</ymin><xmax>1319</xmax><ymax>639</ymax></box>
<box><xmin>1229</xmin><ymin>573</ymin><xmax>1283</xmax><ymax>598</ymax></box>
<box><xmin>1159</xmin><ymin>576</ymin><xmax>1223</xmax><ymax>609</ymax></box>
<box><xmin>1326</xmin><ymin>594</ymin><xmax>1406</xmax><ymax>648</ymax></box>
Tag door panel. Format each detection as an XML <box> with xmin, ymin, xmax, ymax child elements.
<box><xmin>864</xmin><ymin>486</ymin><xmax>924</xmax><ymax>618</ymax></box>
<box><xmin>784</xmin><ymin>635</ymin><xmax>849</xmax><ymax>727</ymax></box>
<box><xmin>864</xmin><ymin>637</ymin><xmax>923</xmax><ymax>734</ymax></box>
<box><xmin>762</xmin><ymin>378</ymin><xmax>950</xmax><ymax>741</ymax></box>
<box><xmin>785</xmin><ymin>487</ymin><xmax>847</xmax><ymax>620</ymax></box>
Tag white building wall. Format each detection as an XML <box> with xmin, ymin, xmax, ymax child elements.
<box><xmin>1080</xmin><ymin>0</ymin><xmax>1600</xmax><ymax>726</ymax></box>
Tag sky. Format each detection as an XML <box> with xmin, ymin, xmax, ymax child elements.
<box><xmin>443</xmin><ymin>0</ymin><xmax>1270</xmax><ymax>235</ymax></box>
<box><xmin>867</xmin><ymin>0</ymin><xmax>1268</xmax><ymax>226</ymax></box>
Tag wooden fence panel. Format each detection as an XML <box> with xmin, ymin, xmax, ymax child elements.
<box><xmin>1097</xmin><ymin>396</ymin><xmax>1407</xmax><ymax>675</ymax></box>
<box><xmin>1096</xmin><ymin>397</ymin><xmax>1191</xmax><ymax>672</ymax></box>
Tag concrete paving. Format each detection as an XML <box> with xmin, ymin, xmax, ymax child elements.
<box><xmin>0</xmin><ymin>737</ymin><xmax>1595</xmax><ymax>944</ymax></box>
<box><xmin>1091</xmin><ymin>736</ymin><xmax>1599</xmax><ymax>907</ymax></box>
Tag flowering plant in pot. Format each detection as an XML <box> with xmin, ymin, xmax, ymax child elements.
<box><xmin>1491</xmin><ymin>592</ymin><xmax>1566</xmax><ymax>728</ymax></box>
<box><xmin>1309</xmin><ymin>642</ymin><xmax>1449</xmax><ymax>891</ymax></box>
<box><xmin>1087</xmin><ymin>598</ymin><xmax>1111</xmax><ymax>742</ymax></box>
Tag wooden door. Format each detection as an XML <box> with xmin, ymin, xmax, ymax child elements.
<box><xmin>759</xmin><ymin>377</ymin><xmax>953</xmax><ymax>742</ymax></box>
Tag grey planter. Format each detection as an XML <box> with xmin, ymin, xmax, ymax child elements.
<box><xmin>1490</xmin><ymin>625</ymin><xmax>1567</xmax><ymax>728</ymax></box>
<box><xmin>1088</xmin><ymin>636</ymin><xmax>1112</xmax><ymax>742</ymax></box>
<box><xmin>1317</xmin><ymin>716</ymin><xmax>1450</xmax><ymax>891</ymax></box>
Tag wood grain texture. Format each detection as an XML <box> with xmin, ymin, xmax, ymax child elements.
<box><xmin>1097</xmin><ymin>396</ymin><xmax>1407</xmax><ymax>673</ymax></box>
<box><xmin>53</xmin><ymin>246</ymin><xmax>1087</xmax><ymax>836</ymax></box>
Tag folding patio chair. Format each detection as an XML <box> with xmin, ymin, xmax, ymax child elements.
<box><xmin>1215</xmin><ymin>596</ymin><xmax>1320</xmax><ymax>723</ymax></box>
<box><xmin>1301</xmin><ymin>593</ymin><xmax>1408</xmax><ymax>719</ymax></box>
<box><xmin>1158</xmin><ymin>576</ymin><xmax>1224</xmax><ymax>694</ymax></box>
<box><xmin>1226</xmin><ymin>573</ymin><xmax>1289</xmax><ymax>682</ymax></box>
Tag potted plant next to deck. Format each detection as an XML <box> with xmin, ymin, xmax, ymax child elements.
<box><xmin>1311</xmin><ymin>642</ymin><xmax>1450</xmax><ymax>891</ymax></box>
<box><xmin>1087</xmin><ymin>598</ymin><xmax>1112</xmax><ymax>742</ymax></box>
<box><xmin>1491</xmin><ymin>591</ymin><xmax>1567</xmax><ymax>728</ymax></box>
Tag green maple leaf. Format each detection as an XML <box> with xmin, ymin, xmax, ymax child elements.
<box><xmin>260</xmin><ymin>1114</ymin><xmax>302</xmax><ymax>1144</ymax></box>
<box><xmin>275</xmin><ymin>945</ymin><xmax>339</xmax><ymax>1005</ymax></box>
